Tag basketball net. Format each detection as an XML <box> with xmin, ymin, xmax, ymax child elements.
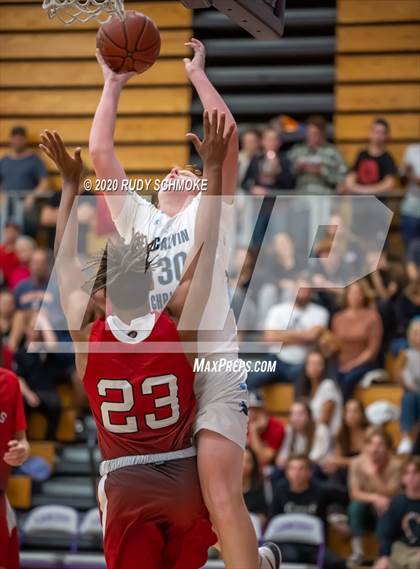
<box><xmin>42</xmin><ymin>0</ymin><xmax>125</xmax><ymax>25</ymax></box>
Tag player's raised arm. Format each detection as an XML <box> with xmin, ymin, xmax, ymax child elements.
<box><xmin>39</xmin><ymin>131</ymin><xmax>89</xmax><ymax>339</ymax></box>
<box><xmin>184</xmin><ymin>39</ymin><xmax>239</xmax><ymax>201</ymax></box>
<box><xmin>170</xmin><ymin>110</ymin><xmax>235</xmax><ymax>333</ymax></box>
<box><xmin>89</xmin><ymin>51</ymin><xmax>136</xmax><ymax>220</ymax></box>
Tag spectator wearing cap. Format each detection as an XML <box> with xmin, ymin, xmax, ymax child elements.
<box><xmin>0</xmin><ymin>221</ymin><xmax>21</xmax><ymax>288</ymax></box>
<box><xmin>247</xmin><ymin>275</ymin><xmax>329</xmax><ymax>389</ymax></box>
<box><xmin>288</xmin><ymin>115</ymin><xmax>347</xmax><ymax>195</ymax></box>
<box><xmin>400</xmin><ymin>143</ymin><xmax>420</xmax><ymax>247</ymax></box>
<box><xmin>345</xmin><ymin>118</ymin><xmax>397</xmax><ymax>196</ymax></box>
<box><xmin>395</xmin><ymin>318</ymin><xmax>420</xmax><ymax>455</ymax></box>
<box><xmin>331</xmin><ymin>280</ymin><xmax>383</xmax><ymax>401</ymax></box>
<box><xmin>374</xmin><ymin>456</ymin><xmax>420</xmax><ymax>569</ymax></box>
<box><xmin>348</xmin><ymin>427</ymin><xmax>402</xmax><ymax>567</ymax></box>
<box><xmin>271</xmin><ymin>455</ymin><xmax>347</xmax><ymax>569</ymax></box>
<box><xmin>247</xmin><ymin>393</ymin><xmax>285</xmax><ymax>467</ymax></box>
<box><xmin>0</xmin><ymin>126</ymin><xmax>49</xmax><ymax>233</ymax></box>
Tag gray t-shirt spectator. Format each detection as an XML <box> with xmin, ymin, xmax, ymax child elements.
<box><xmin>0</xmin><ymin>153</ymin><xmax>47</xmax><ymax>193</ymax></box>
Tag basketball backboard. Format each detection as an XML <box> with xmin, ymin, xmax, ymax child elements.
<box><xmin>180</xmin><ymin>0</ymin><xmax>286</xmax><ymax>39</ymax></box>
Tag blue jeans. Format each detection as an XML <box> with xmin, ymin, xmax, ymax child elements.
<box><xmin>246</xmin><ymin>354</ymin><xmax>303</xmax><ymax>391</ymax></box>
<box><xmin>400</xmin><ymin>391</ymin><xmax>420</xmax><ymax>434</ymax></box>
<box><xmin>337</xmin><ymin>363</ymin><xmax>374</xmax><ymax>402</ymax></box>
<box><xmin>401</xmin><ymin>214</ymin><xmax>420</xmax><ymax>246</ymax></box>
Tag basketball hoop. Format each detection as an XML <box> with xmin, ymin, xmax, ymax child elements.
<box><xmin>42</xmin><ymin>0</ymin><xmax>125</xmax><ymax>25</ymax></box>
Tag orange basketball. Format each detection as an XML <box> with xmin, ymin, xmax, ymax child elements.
<box><xmin>96</xmin><ymin>11</ymin><xmax>161</xmax><ymax>74</ymax></box>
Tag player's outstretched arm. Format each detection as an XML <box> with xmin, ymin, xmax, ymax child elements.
<box><xmin>184</xmin><ymin>39</ymin><xmax>239</xmax><ymax>201</ymax></box>
<box><xmin>89</xmin><ymin>51</ymin><xmax>136</xmax><ymax>220</ymax></box>
<box><xmin>170</xmin><ymin>110</ymin><xmax>235</xmax><ymax>334</ymax></box>
<box><xmin>39</xmin><ymin>131</ymin><xmax>89</xmax><ymax>339</ymax></box>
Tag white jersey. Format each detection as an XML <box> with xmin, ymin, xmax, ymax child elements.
<box><xmin>113</xmin><ymin>191</ymin><xmax>238</xmax><ymax>354</ymax></box>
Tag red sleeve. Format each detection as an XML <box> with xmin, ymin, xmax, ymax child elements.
<box><xmin>14</xmin><ymin>379</ymin><xmax>26</xmax><ymax>433</ymax></box>
<box><xmin>263</xmin><ymin>417</ymin><xmax>285</xmax><ymax>451</ymax></box>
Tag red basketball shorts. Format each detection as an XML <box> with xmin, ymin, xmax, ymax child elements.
<box><xmin>97</xmin><ymin>456</ymin><xmax>216</xmax><ymax>569</ymax></box>
<box><xmin>0</xmin><ymin>492</ymin><xmax>19</xmax><ymax>569</ymax></box>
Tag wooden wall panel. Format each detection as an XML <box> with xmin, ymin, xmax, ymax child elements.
<box><xmin>337</xmin><ymin>54</ymin><xmax>420</xmax><ymax>83</ymax></box>
<box><xmin>0</xmin><ymin>2</ymin><xmax>191</xmax><ymax>31</ymax></box>
<box><xmin>338</xmin><ymin>24</ymin><xmax>420</xmax><ymax>53</ymax></box>
<box><xmin>0</xmin><ymin>117</ymin><xmax>190</xmax><ymax>145</ymax></box>
<box><xmin>336</xmin><ymin>84</ymin><xmax>420</xmax><ymax>112</ymax></box>
<box><xmin>0</xmin><ymin>59</ymin><xmax>187</xmax><ymax>87</ymax></box>
<box><xmin>0</xmin><ymin>30</ymin><xmax>189</xmax><ymax>59</ymax></box>
<box><xmin>335</xmin><ymin>1</ymin><xmax>420</xmax><ymax>170</ymax></box>
<box><xmin>0</xmin><ymin>2</ymin><xmax>192</xmax><ymax>180</ymax></box>
<box><xmin>338</xmin><ymin>0</ymin><xmax>420</xmax><ymax>24</ymax></box>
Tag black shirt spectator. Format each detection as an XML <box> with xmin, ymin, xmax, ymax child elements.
<box><xmin>345</xmin><ymin>118</ymin><xmax>397</xmax><ymax>196</ymax></box>
<box><xmin>353</xmin><ymin>150</ymin><xmax>397</xmax><ymax>187</ymax></box>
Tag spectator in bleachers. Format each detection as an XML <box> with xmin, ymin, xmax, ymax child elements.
<box><xmin>248</xmin><ymin>393</ymin><xmax>285</xmax><ymax>467</ymax></box>
<box><xmin>296</xmin><ymin>350</ymin><xmax>343</xmax><ymax>436</ymax></box>
<box><xmin>322</xmin><ymin>399</ymin><xmax>368</xmax><ymax>485</ymax></box>
<box><xmin>243</xmin><ymin>446</ymin><xmax>269</xmax><ymax>526</ymax></box>
<box><xmin>400</xmin><ymin>143</ymin><xmax>420</xmax><ymax>247</ymax></box>
<box><xmin>14</xmin><ymin>310</ymin><xmax>62</xmax><ymax>440</ymax></box>
<box><xmin>271</xmin><ymin>455</ymin><xmax>347</xmax><ymax>569</ymax></box>
<box><xmin>238</xmin><ymin>129</ymin><xmax>262</xmax><ymax>186</ymax></box>
<box><xmin>247</xmin><ymin>276</ymin><xmax>329</xmax><ymax>389</ymax></box>
<box><xmin>348</xmin><ymin>427</ymin><xmax>402</xmax><ymax>566</ymax></box>
<box><xmin>0</xmin><ymin>290</ymin><xmax>16</xmax><ymax>344</ymax></box>
<box><xmin>0</xmin><ymin>126</ymin><xmax>49</xmax><ymax>233</ymax></box>
<box><xmin>374</xmin><ymin>456</ymin><xmax>420</xmax><ymax>569</ymax></box>
<box><xmin>395</xmin><ymin>318</ymin><xmax>420</xmax><ymax>455</ymax></box>
<box><xmin>10</xmin><ymin>247</ymin><xmax>69</xmax><ymax>358</ymax></box>
<box><xmin>242</xmin><ymin>126</ymin><xmax>294</xmax><ymax>196</ymax></box>
<box><xmin>365</xmin><ymin>251</ymin><xmax>400</xmax><ymax>303</ymax></box>
<box><xmin>8</xmin><ymin>235</ymin><xmax>35</xmax><ymax>290</ymax></box>
<box><xmin>391</xmin><ymin>278</ymin><xmax>420</xmax><ymax>354</ymax></box>
<box><xmin>344</xmin><ymin>118</ymin><xmax>398</xmax><ymax>196</ymax></box>
<box><xmin>0</xmin><ymin>221</ymin><xmax>21</xmax><ymax>289</ymax></box>
<box><xmin>406</xmin><ymin>238</ymin><xmax>420</xmax><ymax>283</ymax></box>
<box><xmin>275</xmin><ymin>401</ymin><xmax>330</xmax><ymax>472</ymax></box>
<box><xmin>331</xmin><ymin>280</ymin><xmax>383</xmax><ymax>401</ymax></box>
<box><xmin>288</xmin><ymin>115</ymin><xmax>347</xmax><ymax>194</ymax></box>
<box><xmin>241</xmin><ymin>126</ymin><xmax>295</xmax><ymax>245</ymax></box>
<box><xmin>257</xmin><ymin>232</ymin><xmax>302</xmax><ymax>324</ymax></box>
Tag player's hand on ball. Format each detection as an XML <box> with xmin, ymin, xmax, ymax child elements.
<box><xmin>3</xmin><ymin>439</ymin><xmax>30</xmax><ymax>467</ymax></box>
<box><xmin>96</xmin><ymin>49</ymin><xmax>136</xmax><ymax>86</ymax></box>
<box><xmin>186</xmin><ymin>110</ymin><xmax>235</xmax><ymax>168</ymax></box>
<box><xmin>39</xmin><ymin>130</ymin><xmax>83</xmax><ymax>190</ymax></box>
<box><xmin>184</xmin><ymin>37</ymin><xmax>206</xmax><ymax>75</ymax></box>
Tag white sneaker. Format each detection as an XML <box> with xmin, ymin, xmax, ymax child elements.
<box><xmin>259</xmin><ymin>542</ymin><xmax>282</xmax><ymax>569</ymax></box>
<box><xmin>397</xmin><ymin>437</ymin><xmax>413</xmax><ymax>455</ymax></box>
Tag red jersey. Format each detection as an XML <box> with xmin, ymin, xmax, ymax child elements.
<box><xmin>0</xmin><ymin>245</ymin><xmax>19</xmax><ymax>289</ymax></box>
<box><xmin>83</xmin><ymin>313</ymin><xmax>196</xmax><ymax>460</ymax></box>
<box><xmin>0</xmin><ymin>369</ymin><xmax>26</xmax><ymax>491</ymax></box>
<box><xmin>262</xmin><ymin>416</ymin><xmax>285</xmax><ymax>452</ymax></box>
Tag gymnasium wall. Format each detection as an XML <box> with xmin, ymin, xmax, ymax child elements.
<box><xmin>335</xmin><ymin>0</ymin><xmax>420</xmax><ymax>167</ymax></box>
<box><xmin>0</xmin><ymin>0</ymin><xmax>193</xmax><ymax>187</ymax></box>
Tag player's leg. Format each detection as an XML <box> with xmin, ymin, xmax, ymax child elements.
<box><xmin>161</xmin><ymin>457</ymin><xmax>216</xmax><ymax>569</ymax></box>
<box><xmin>197</xmin><ymin>429</ymin><xmax>259</xmax><ymax>569</ymax></box>
<box><xmin>97</xmin><ymin>471</ymin><xmax>164</xmax><ymax>569</ymax></box>
<box><xmin>0</xmin><ymin>494</ymin><xmax>19</xmax><ymax>569</ymax></box>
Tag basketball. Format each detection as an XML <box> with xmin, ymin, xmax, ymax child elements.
<box><xmin>96</xmin><ymin>10</ymin><xmax>161</xmax><ymax>74</ymax></box>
